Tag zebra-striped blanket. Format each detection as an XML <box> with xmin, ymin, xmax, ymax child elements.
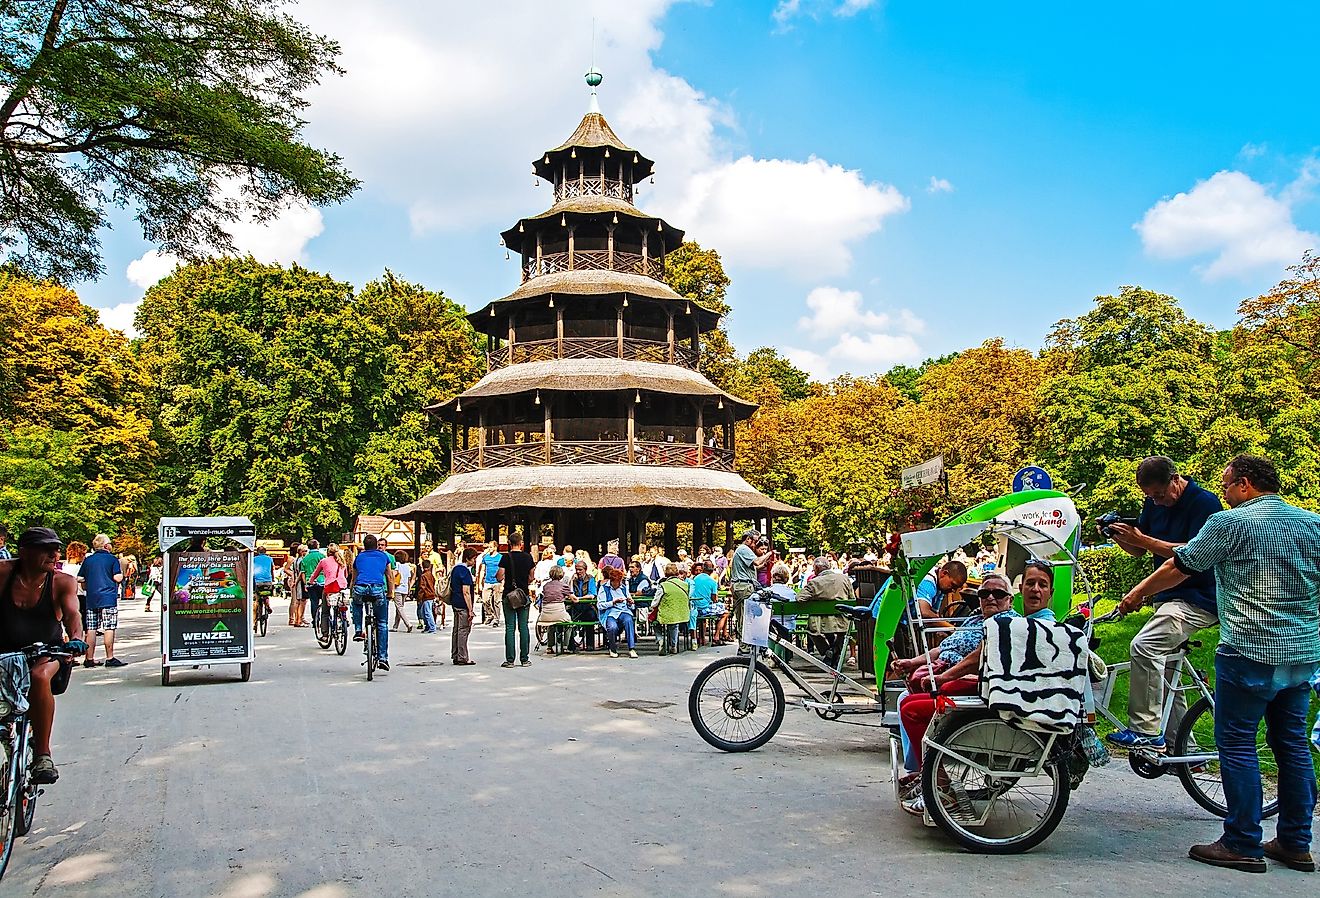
<box><xmin>980</xmin><ymin>616</ymin><xmax>1086</xmax><ymax>733</ymax></box>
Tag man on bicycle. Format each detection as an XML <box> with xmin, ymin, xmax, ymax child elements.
<box><xmin>1106</xmin><ymin>456</ymin><xmax>1222</xmax><ymax>750</ymax></box>
<box><xmin>0</xmin><ymin>528</ymin><xmax>87</xmax><ymax>784</ymax></box>
<box><xmin>252</xmin><ymin>546</ymin><xmax>274</xmax><ymax>628</ymax></box>
<box><xmin>350</xmin><ymin>534</ymin><xmax>391</xmax><ymax>671</ymax></box>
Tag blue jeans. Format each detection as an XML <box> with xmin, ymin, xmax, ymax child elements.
<box><xmin>418</xmin><ymin>600</ymin><xmax>436</xmax><ymax>632</ymax></box>
<box><xmin>604</xmin><ymin>612</ymin><xmax>636</xmax><ymax>651</ymax></box>
<box><xmin>504</xmin><ymin>600</ymin><xmax>530</xmax><ymax>663</ymax></box>
<box><xmin>351</xmin><ymin>585</ymin><xmax>390</xmax><ymax>662</ymax></box>
<box><xmin>1214</xmin><ymin>650</ymin><xmax>1319</xmax><ymax>856</ymax></box>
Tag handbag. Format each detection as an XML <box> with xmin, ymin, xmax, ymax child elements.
<box><xmin>506</xmin><ymin>587</ymin><xmax>530</xmax><ymax>610</ymax></box>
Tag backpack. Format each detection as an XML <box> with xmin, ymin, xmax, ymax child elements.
<box><xmin>437</xmin><ymin>567</ymin><xmax>453</xmax><ymax>602</ymax></box>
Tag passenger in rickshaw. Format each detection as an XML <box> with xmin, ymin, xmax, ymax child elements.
<box><xmin>1020</xmin><ymin>560</ymin><xmax>1056</xmax><ymax>621</ymax></box>
<box><xmin>893</xmin><ymin>573</ymin><xmax>1020</xmax><ymax>810</ymax></box>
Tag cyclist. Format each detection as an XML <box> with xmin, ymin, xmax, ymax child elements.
<box><xmin>251</xmin><ymin>546</ymin><xmax>275</xmax><ymax>630</ymax></box>
<box><xmin>0</xmin><ymin>528</ymin><xmax>87</xmax><ymax>784</ymax></box>
<box><xmin>350</xmin><ymin>534</ymin><xmax>391</xmax><ymax>671</ymax></box>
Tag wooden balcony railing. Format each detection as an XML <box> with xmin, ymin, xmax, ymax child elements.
<box><xmin>554</xmin><ymin>178</ymin><xmax>633</xmax><ymax>203</ymax></box>
<box><xmin>522</xmin><ymin>250</ymin><xmax>664</xmax><ymax>283</ymax></box>
<box><xmin>487</xmin><ymin>337</ymin><xmax>699</xmax><ymax>372</ymax></box>
<box><xmin>451</xmin><ymin>441</ymin><xmax>733</xmax><ymax>474</ymax></box>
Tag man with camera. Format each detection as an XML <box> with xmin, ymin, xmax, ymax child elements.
<box><xmin>1104</xmin><ymin>455</ymin><xmax>1223</xmax><ymax>750</ymax></box>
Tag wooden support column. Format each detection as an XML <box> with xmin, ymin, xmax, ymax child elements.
<box><xmin>695</xmin><ymin>403</ymin><xmax>705</xmax><ymax>466</ymax></box>
<box><xmin>616</xmin><ymin>304</ymin><xmax>624</xmax><ymax>358</ymax></box>
<box><xmin>725</xmin><ymin>519</ymin><xmax>734</xmax><ymax>549</ymax></box>
<box><xmin>766</xmin><ymin>516</ymin><xmax>775</xmax><ymax>550</ymax></box>
<box><xmin>694</xmin><ymin>320</ymin><xmax>702</xmax><ymax>368</ymax></box>
<box><xmin>544</xmin><ymin>400</ymin><xmax>552</xmax><ymax>464</ymax></box>
<box><xmin>627</xmin><ymin>401</ymin><xmax>636</xmax><ymax>463</ymax></box>
<box><xmin>666</xmin><ymin>309</ymin><xmax>675</xmax><ymax>363</ymax></box>
<box><xmin>664</xmin><ymin>518</ymin><xmax>678</xmax><ymax>560</ymax></box>
<box><xmin>507</xmin><ymin>312</ymin><xmax>515</xmax><ymax>358</ymax></box>
<box><xmin>556</xmin><ymin>306</ymin><xmax>564</xmax><ymax>359</ymax></box>
<box><xmin>607</xmin><ymin>224</ymin><xmax>615</xmax><ymax>270</ymax></box>
<box><xmin>535</xmin><ymin>231</ymin><xmax>543</xmax><ymax>277</ymax></box>
<box><xmin>641</xmin><ymin>228</ymin><xmax>649</xmax><ymax>272</ymax></box>
<box><xmin>413</xmin><ymin>519</ymin><xmax>422</xmax><ymax>567</ymax></box>
<box><xmin>567</xmin><ymin>225</ymin><xmax>576</xmax><ymax>269</ymax></box>
<box><xmin>600</xmin><ymin>155</ymin><xmax>606</xmax><ymax>192</ymax></box>
<box><xmin>477</xmin><ymin>407</ymin><xmax>486</xmax><ymax>468</ymax></box>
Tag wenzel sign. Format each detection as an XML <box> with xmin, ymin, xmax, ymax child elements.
<box><xmin>901</xmin><ymin>455</ymin><xmax>944</xmax><ymax>490</ymax></box>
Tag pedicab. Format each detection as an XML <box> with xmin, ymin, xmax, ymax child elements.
<box><xmin>687</xmin><ymin>490</ymin><xmax>1091</xmax><ymax>855</ymax></box>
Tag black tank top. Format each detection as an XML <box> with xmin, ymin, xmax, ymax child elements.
<box><xmin>0</xmin><ymin>568</ymin><xmax>64</xmax><ymax>652</ymax></box>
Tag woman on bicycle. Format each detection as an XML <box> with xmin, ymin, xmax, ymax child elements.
<box><xmin>312</xmin><ymin>548</ymin><xmax>347</xmax><ymax>624</ymax></box>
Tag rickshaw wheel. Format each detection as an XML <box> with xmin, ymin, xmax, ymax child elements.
<box><xmin>921</xmin><ymin>709</ymin><xmax>1070</xmax><ymax>854</ymax></box>
<box><xmin>1127</xmin><ymin>751</ymin><xmax>1167</xmax><ymax>779</ymax></box>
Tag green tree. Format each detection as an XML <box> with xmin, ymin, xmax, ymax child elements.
<box><xmin>0</xmin><ymin>425</ymin><xmax>100</xmax><ymax>538</ymax></box>
<box><xmin>0</xmin><ymin>1</ymin><xmax>357</xmax><ymax>282</ymax></box>
<box><xmin>663</xmin><ymin>241</ymin><xmax>739</xmax><ymax>392</ymax></box>
<box><xmin>1037</xmin><ymin>287</ymin><xmax>1220</xmax><ymax>520</ymax></box>
<box><xmin>884</xmin><ymin>352</ymin><xmax>959</xmax><ymax>402</ymax></box>
<box><xmin>0</xmin><ymin>271</ymin><xmax>159</xmax><ymax>540</ymax></box>
<box><xmin>730</xmin><ymin>347</ymin><xmax>815</xmax><ymax>406</ymax></box>
<box><xmin>138</xmin><ymin>259</ymin><xmax>482</xmax><ymax>537</ymax></box>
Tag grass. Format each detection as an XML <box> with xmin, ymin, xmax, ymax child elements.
<box><xmin>1085</xmin><ymin>596</ymin><xmax>1320</xmax><ymax>779</ymax></box>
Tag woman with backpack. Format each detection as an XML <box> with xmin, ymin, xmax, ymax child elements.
<box><xmin>654</xmin><ymin>563</ymin><xmax>690</xmax><ymax>656</ymax></box>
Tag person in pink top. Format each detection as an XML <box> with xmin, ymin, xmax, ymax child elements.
<box><xmin>311</xmin><ymin>546</ymin><xmax>348</xmax><ymax>615</ymax></box>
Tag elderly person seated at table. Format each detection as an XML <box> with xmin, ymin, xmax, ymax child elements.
<box><xmin>765</xmin><ymin>562</ymin><xmax>798</xmax><ymax>637</ymax></box>
<box><xmin>566</xmin><ymin>559</ymin><xmax>598</xmax><ymax>652</ymax></box>
<box><xmin>626</xmin><ymin>559</ymin><xmax>654</xmax><ymax>599</ymax></box>
<box><xmin>688</xmin><ymin>560</ymin><xmax>727</xmax><ymax>644</ymax></box>
<box><xmin>536</xmin><ymin>564</ymin><xmax>572</xmax><ymax>654</ymax></box>
<box><xmin>799</xmin><ymin>555</ymin><xmax>856</xmax><ymax>667</ymax></box>
<box><xmin>596</xmin><ymin>565</ymin><xmax>638</xmax><ymax>658</ymax></box>
<box><xmin>893</xmin><ymin>573</ymin><xmax>1018</xmax><ymax>812</ymax></box>
<box><xmin>654</xmin><ymin>562</ymin><xmax>691</xmax><ymax>656</ymax></box>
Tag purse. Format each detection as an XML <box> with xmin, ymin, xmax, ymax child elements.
<box><xmin>506</xmin><ymin>587</ymin><xmax>530</xmax><ymax>610</ymax></box>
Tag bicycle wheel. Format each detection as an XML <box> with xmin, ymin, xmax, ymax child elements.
<box><xmin>921</xmin><ymin>709</ymin><xmax>1070</xmax><ymax>854</ymax></box>
<box><xmin>258</xmin><ymin>609</ymin><xmax>268</xmax><ymax>637</ymax></box>
<box><xmin>333</xmin><ymin>613</ymin><xmax>347</xmax><ymax>656</ymax></box>
<box><xmin>688</xmin><ymin>656</ymin><xmax>785</xmax><ymax>752</ymax></box>
<box><xmin>365</xmin><ymin>611</ymin><xmax>377</xmax><ymax>681</ymax></box>
<box><xmin>314</xmin><ymin>603</ymin><xmax>332</xmax><ymax>649</ymax></box>
<box><xmin>0</xmin><ymin>732</ymin><xmax>19</xmax><ymax>881</ymax></box>
<box><xmin>13</xmin><ymin>729</ymin><xmax>35</xmax><ymax>837</ymax></box>
<box><xmin>1173</xmin><ymin>696</ymin><xmax>1280</xmax><ymax>819</ymax></box>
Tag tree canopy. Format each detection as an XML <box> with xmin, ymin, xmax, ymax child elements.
<box><xmin>0</xmin><ymin>1</ymin><xmax>357</xmax><ymax>282</ymax></box>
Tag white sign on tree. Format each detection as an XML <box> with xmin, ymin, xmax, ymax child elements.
<box><xmin>901</xmin><ymin>454</ymin><xmax>944</xmax><ymax>490</ymax></box>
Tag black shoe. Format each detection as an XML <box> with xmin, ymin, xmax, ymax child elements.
<box><xmin>376</xmin><ymin>660</ymin><xmax>390</xmax><ymax>672</ymax></box>
<box><xmin>82</xmin><ymin>659</ymin><xmax>102</xmax><ymax>668</ymax></box>
<box><xmin>105</xmin><ymin>657</ymin><xmax>127</xmax><ymax>668</ymax></box>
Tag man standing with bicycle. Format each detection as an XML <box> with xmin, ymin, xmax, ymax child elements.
<box><xmin>1106</xmin><ymin>456</ymin><xmax>1223</xmax><ymax>750</ymax></box>
<box><xmin>1120</xmin><ymin>454</ymin><xmax>1320</xmax><ymax>874</ymax></box>
<box><xmin>0</xmin><ymin>528</ymin><xmax>87</xmax><ymax>784</ymax></box>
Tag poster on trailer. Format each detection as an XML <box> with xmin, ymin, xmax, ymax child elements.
<box><xmin>166</xmin><ymin>551</ymin><xmax>251</xmax><ymax>663</ymax></box>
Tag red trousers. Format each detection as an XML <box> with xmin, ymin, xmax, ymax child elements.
<box><xmin>899</xmin><ymin>677</ymin><xmax>979</xmax><ymax>770</ymax></box>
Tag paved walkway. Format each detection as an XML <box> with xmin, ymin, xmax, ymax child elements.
<box><xmin>4</xmin><ymin>599</ymin><xmax>1314</xmax><ymax>896</ymax></box>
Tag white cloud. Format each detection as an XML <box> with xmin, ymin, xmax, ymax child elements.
<box><xmin>1135</xmin><ymin>170</ymin><xmax>1318</xmax><ymax>280</ymax></box>
<box><xmin>927</xmin><ymin>176</ymin><xmax>954</xmax><ymax>194</ymax></box>
<box><xmin>785</xmin><ymin>286</ymin><xmax>923</xmax><ymax>379</ymax></box>
<box><xmin>125</xmin><ymin>183</ymin><xmax>324</xmax><ymax>291</ymax></box>
<box><xmin>97</xmin><ymin>301</ymin><xmax>142</xmax><ymax>338</ymax></box>
<box><xmin>774</xmin><ymin>0</ymin><xmax>878</xmax><ymax>25</ymax></box>
<box><xmin>285</xmin><ymin>1</ymin><xmax>903</xmax><ymax>280</ymax></box>
<box><xmin>835</xmin><ymin>0</ymin><xmax>880</xmax><ymax>16</ymax></box>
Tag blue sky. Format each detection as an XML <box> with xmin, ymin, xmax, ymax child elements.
<box><xmin>80</xmin><ymin>1</ymin><xmax>1319</xmax><ymax>379</ymax></box>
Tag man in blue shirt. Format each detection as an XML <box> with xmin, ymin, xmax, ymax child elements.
<box><xmin>477</xmin><ymin>542</ymin><xmax>503</xmax><ymax>627</ymax></box>
<box><xmin>252</xmin><ymin>546</ymin><xmax>275</xmax><ymax>619</ymax></box>
<box><xmin>350</xmin><ymin>534</ymin><xmax>393</xmax><ymax>670</ymax></box>
<box><xmin>1106</xmin><ymin>456</ymin><xmax>1223</xmax><ymax>749</ymax></box>
<box><xmin>80</xmin><ymin>533</ymin><xmax>125</xmax><ymax>668</ymax></box>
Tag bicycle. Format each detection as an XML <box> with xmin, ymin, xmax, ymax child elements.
<box><xmin>0</xmin><ymin>643</ymin><xmax>73</xmax><ymax>882</ymax></box>
<box><xmin>1090</xmin><ymin>609</ymin><xmax>1280</xmax><ymax>819</ymax></box>
<box><xmin>313</xmin><ymin>589</ymin><xmax>332</xmax><ymax>650</ymax></box>
<box><xmin>688</xmin><ymin>590</ymin><xmax>888</xmax><ymax>752</ymax></box>
<box><xmin>252</xmin><ymin>584</ymin><xmax>272</xmax><ymax>637</ymax></box>
<box><xmin>330</xmin><ymin>596</ymin><xmax>349</xmax><ymax>656</ymax></box>
<box><xmin>362</xmin><ymin>593</ymin><xmax>380</xmax><ymax>680</ymax></box>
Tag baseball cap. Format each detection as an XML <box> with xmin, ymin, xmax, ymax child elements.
<box><xmin>17</xmin><ymin>527</ymin><xmax>63</xmax><ymax>550</ymax></box>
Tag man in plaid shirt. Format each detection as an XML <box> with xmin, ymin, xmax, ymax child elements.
<box><xmin>1121</xmin><ymin>454</ymin><xmax>1319</xmax><ymax>874</ymax></box>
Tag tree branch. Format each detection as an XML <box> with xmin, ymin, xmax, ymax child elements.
<box><xmin>0</xmin><ymin>0</ymin><xmax>69</xmax><ymax>130</ymax></box>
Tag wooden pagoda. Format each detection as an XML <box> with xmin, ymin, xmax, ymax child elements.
<box><xmin>386</xmin><ymin>73</ymin><xmax>799</xmax><ymax>557</ymax></box>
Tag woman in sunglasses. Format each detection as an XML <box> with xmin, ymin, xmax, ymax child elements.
<box><xmin>895</xmin><ymin>573</ymin><xmax>1019</xmax><ymax>812</ymax></box>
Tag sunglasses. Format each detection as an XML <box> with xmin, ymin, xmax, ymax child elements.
<box><xmin>977</xmin><ymin>589</ymin><xmax>1013</xmax><ymax>601</ymax></box>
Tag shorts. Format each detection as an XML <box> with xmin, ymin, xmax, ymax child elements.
<box><xmin>85</xmin><ymin>606</ymin><xmax>119</xmax><ymax>633</ymax></box>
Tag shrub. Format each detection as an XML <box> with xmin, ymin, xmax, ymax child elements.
<box><xmin>1078</xmin><ymin>545</ymin><xmax>1151</xmax><ymax>604</ymax></box>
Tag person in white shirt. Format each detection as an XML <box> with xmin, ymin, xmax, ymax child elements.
<box><xmin>390</xmin><ymin>550</ymin><xmax>414</xmax><ymax>632</ymax></box>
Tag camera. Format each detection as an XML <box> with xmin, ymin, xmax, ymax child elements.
<box><xmin>1095</xmin><ymin>511</ymin><xmax>1138</xmax><ymax>539</ymax></box>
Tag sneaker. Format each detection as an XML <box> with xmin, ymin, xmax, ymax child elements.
<box><xmin>900</xmin><ymin>794</ymin><xmax>925</xmax><ymax>816</ymax></box>
<box><xmin>628</xmin><ymin>650</ymin><xmax>638</xmax><ymax>659</ymax></box>
<box><xmin>520</xmin><ymin>660</ymin><xmax>532</xmax><ymax>667</ymax></box>
<box><xmin>1104</xmin><ymin>729</ymin><xmax>1166</xmax><ymax>750</ymax></box>
<box><xmin>353</xmin><ymin>632</ymin><xmax>365</xmax><ymax>641</ymax></box>
<box><xmin>501</xmin><ymin>661</ymin><xmax>515</xmax><ymax>668</ymax></box>
<box><xmin>377</xmin><ymin>660</ymin><xmax>390</xmax><ymax>672</ymax></box>
<box><xmin>105</xmin><ymin>657</ymin><xmax>127</xmax><ymax>668</ymax></box>
<box><xmin>82</xmin><ymin>659</ymin><xmax>102</xmax><ymax>668</ymax></box>
<box><xmin>30</xmin><ymin>755</ymin><xmax>58</xmax><ymax>785</ymax></box>
<box><xmin>609</xmin><ymin>651</ymin><xmax>619</xmax><ymax>658</ymax></box>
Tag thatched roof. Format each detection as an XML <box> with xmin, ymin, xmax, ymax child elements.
<box><xmin>500</xmin><ymin>195</ymin><xmax>684</xmax><ymax>254</ymax></box>
<box><xmin>429</xmin><ymin>358</ymin><xmax>756</xmax><ymax>419</ymax></box>
<box><xmin>468</xmin><ymin>270</ymin><xmax>721</xmax><ymax>334</ymax></box>
<box><xmin>383</xmin><ymin>464</ymin><xmax>801</xmax><ymax>518</ymax></box>
<box><xmin>533</xmin><ymin>112</ymin><xmax>655</xmax><ymax>181</ymax></box>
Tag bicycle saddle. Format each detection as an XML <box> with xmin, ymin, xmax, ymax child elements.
<box><xmin>834</xmin><ymin>604</ymin><xmax>873</xmax><ymax>620</ymax></box>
